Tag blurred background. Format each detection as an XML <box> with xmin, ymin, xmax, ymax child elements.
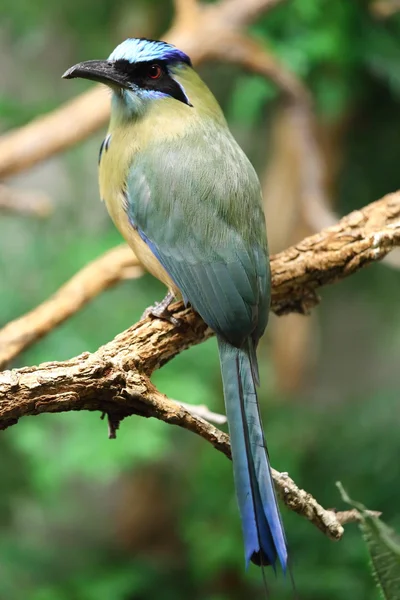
<box><xmin>1</xmin><ymin>0</ymin><xmax>400</xmax><ymax>598</ymax></box>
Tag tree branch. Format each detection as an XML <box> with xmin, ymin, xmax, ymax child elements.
<box><xmin>210</xmin><ymin>32</ymin><xmax>310</xmax><ymax>105</ymax></box>
<box><xmin>1</xmin><ymin>190</ymin><xmax>399</xmax><ymax>370</ymax></box>
<box><xmin>270</xmin><ymin>191</ymin><xmax>400</xmax><ymax>314</ymax></box>
<box><xmin>0</xmin><ymin>246</ymin><xmax>142</xmax><ymax>370</ymax></box>
<box><xmin>0</xmin><ymin>88</ymin><xmax>109</xmax><ymax>179</ymax></box>
<box><xmin>335</xmin><ymin>508</ymin><xmax>382</xmax><ymax>525</ymax></box>
<box><xmin>0</xmin><ymin>191</ymin><xmax>393</xmax><ymax>540</ymax></box>
<box><xmin>0</xmin><ymin>189</ymin><xmax>397</xmax><ymax>534</ymax></box>
<box><xmin>0</xmin><ymin>185</ymin><xmax>52</xmax><ymax>218</ymax></box>
<box><xmin>0</xmin><ymin>311</ymin><xmax>371</xmax><ymax>541</ymax></box>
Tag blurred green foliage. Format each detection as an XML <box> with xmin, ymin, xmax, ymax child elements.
<box><xmin>1</xmin><ymin>0</ymin><xmax>400</xmax><ymax>599</ymax></box>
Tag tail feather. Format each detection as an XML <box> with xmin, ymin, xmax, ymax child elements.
<box><xmin>218</xmin><ymin>337</ymin><xmax>288</xmax><ymax>572</ymax></box>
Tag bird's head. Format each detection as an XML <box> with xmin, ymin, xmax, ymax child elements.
<box><xmin>63</xmin><ymin>38</ymin><xmax>194</xmax><ymax>117</ymax></box>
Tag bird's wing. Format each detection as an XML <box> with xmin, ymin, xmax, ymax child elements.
<box><xmin>126</xmin><ymin>132</ymin><xmax>270</xmax><ymax>347</ymax></box>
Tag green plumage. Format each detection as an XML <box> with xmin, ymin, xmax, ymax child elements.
<box><xmin>125</xmin><ymin>105</ymin><xmax>287</xmax><ymax>569</ymax></box>
<box><xmin>63</xmin><ymin>38</ymin><xmax>288</xmax><ymax>573</ymax></box>
<box><xmin>126</xmin><ymin>119</ymin><xmax>270</xmax><ymax>347</ymax></box>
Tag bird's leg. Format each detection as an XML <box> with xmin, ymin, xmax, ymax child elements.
<box><xmin>141</xmin><ymin>291</ymin><xmax>182</xmax><ymax>327</ymax></box>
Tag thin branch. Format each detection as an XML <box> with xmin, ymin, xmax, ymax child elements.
<box><xmin>211</xmin><ymin>32</ymin><xmax>310</xmax><ymax>105</ymax></box>
<box><xmin>335</xmin><ymin>509</ymin><xmax>382</xmax><ymax>525</ymax></box>
<box><xmin>176</xmin><ymin>401</ymin><xmax>227</xmax><ymax>425</ymax></box>
<box><xmin>273</xmin><ymin>471</ymin><xmax>343</xmax><ymax>540</ymax></box>
<box><xmin>1</xmin><ymin>190</ymin><xmax>399</xmax><ymax>370</ymax></box>
<box><xmin>0</xmin><ymin>246</ymin><xmax>142</xmax><ymax>369</ymax></box>
<box><xmin>0</xmin><ymin>185</ymin><xmax>52</xmax><ymax>218</ymax></box>
<box><xmin>0</xmin><ymin>312</ymin><xmax>357</xmax><ymax>541</ymax></box>
<box><xmin>0</xmin><ymin>88</ymin><xmax>109</xmax><ymax>179</ymax></box>
<box><xmin>173</xmin><ymin>0</ymin><xmax>199</xmax><ymax>24</ymax></box>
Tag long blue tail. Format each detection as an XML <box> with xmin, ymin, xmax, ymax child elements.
<box><xmin>218</xmin><ymin>337</ymin><xmax>287</xmax><ymax>571</ymax></box>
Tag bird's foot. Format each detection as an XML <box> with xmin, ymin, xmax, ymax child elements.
<box><xmin>141</xmin><ymin>291</ymin><xmax>182</xmax><ymax>327</ymax></box>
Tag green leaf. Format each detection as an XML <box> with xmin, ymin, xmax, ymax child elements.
<box><xmin>337</xmin><ymin>482</ymin><xmax>400</xmax><ymax>600</ymax></box>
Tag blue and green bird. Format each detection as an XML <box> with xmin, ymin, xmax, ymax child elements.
<box><xmin>64</xmin><ymin>38</ymin><xmax>288</xmax><ymax>572</ymax></box>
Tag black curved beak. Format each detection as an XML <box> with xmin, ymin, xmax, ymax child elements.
<box><xmin>62</xmin><ymin>60</ymin><xmax>128</xmax><ymax>88</ymax></box>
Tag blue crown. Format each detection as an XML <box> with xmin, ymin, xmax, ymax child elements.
<box><xmin>108</xmin><ymin>38</ymin><xmax>191</xmax><ymax>66</ymax></box>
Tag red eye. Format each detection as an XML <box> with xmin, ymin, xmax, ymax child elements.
<box><xmin>148</xmin><ymin>64</ymin><xmax>162</xmax><ymax>79</ymax></box>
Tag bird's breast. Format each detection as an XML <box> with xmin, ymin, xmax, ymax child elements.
<box><xmin>98</xmin><ymin>126</ymin><xmax>178</xmax><ymax>292</ymax></box>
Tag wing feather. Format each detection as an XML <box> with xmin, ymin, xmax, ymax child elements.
<box><xmin>126</xmin><ymin>131</ymin><xmax>270</xmax><ymax>347</ymax></box>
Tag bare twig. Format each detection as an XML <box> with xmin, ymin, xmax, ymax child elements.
<box><xmin>176</xmin><ymin>401</ymin><xmax>227</xmax><ymax>425</ymax></box>
<box><xmin>0</xmin><ymin>185</ymin><xmax>52</xmax><ymax>218</ymax></box>
<box><xmin>273</xmin><ymin>471</ymin><xmax>342</xmax><ymax>540</ymax></box>
<box><xmin>1</xmin><ymin>191</ymin><xmax>399</xmax><ymax>370</ymax></box>
<box><xmin>335</xmin><ymin>509</ymin><xmax>382</xmax><ymax>525</ymax></box>
<box><xmin>0</xmin><ymin>246</ymin><xmax>142</xmax><ymax>368</ymax></box>
<box><xmin>0</xmin><ymin>88</ymin><xmax>109</xmax><ymax>179</ymax></box>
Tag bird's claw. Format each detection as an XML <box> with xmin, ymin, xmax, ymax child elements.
<box><xmin>141</xmin><ymin>292</ymin><xmax>182</xmax><ymax>327</ymax></box>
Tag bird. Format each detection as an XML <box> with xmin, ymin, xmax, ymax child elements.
<box><xmin>63</xmin><ymin>38</ymin><xmax>288</xmax><ymax>573</ymax></box>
